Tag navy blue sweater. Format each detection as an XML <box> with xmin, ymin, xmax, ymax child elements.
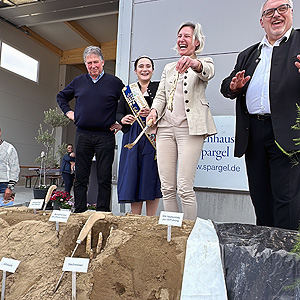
<box><xmin>57</xmin><ymin>73</ymin><xmax>124</xmax><ymax>134</ymax></box>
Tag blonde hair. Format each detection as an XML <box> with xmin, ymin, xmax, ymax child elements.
<box><xmin>174</xmin><ymin>22</ymin><xmax>205</xmax><ymax>55</ymax></box>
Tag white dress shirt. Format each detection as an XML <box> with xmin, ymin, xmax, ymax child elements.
<box><xmin>246</xmin><ymin>27</ymin><xmax>292</xmax><ymax>114</ymax></box>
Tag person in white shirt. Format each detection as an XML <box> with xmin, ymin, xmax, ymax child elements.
<box><xmin>221</xmin><ymin>0</ymin><xmax>300</xmax><ymax>230</ymax></box>
<box><xmin>0</xmin><ymin>128</ymin><xmax>20</xmax><ymax>200</ymax></box>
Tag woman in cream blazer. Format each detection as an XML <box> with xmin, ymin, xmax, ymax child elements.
<box><xmin>147</xmin><ymin>22</ymin><xmax>217</xmax><ymax>220</ymax></box>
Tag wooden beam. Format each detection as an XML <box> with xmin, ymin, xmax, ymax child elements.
<box><xmin>60</xmin><ymin>46</ymin><xmax>85</xmax><ymax>65</ymax></box>
<box><xmin>21</xmin><ymin>26</ymin><xmax>63</xmax><ymax>57</ymax></box>
<box><xmin>60</xmin><ymin>40</ymin><xmax>117</xmax><ymax>65</ymax></box>
<box><xmin>64</xmin><ymin>21</ymin><xmax>99</xmax><ymax>46</ymax></box>
<box><xmin>101</xmin><ymin>40</ymin><xmax>117</xmax><ymax>61</ymax></box>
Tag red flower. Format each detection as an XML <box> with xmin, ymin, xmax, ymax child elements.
<box><xmin>50</xmin><ymin>190</ymin><xmax>72</xmax><ymax>203</ymax></box>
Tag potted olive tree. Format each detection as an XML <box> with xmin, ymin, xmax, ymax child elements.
<box><xmin>33</xmin><ymin>108</ymin><xmax>70</xmax><ymax>200</ymax></box>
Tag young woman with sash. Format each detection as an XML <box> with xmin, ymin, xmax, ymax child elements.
<box><xmin>116</xmin><ymin>56</ymin><xmax>162</xmax><ymax>216</ymax></box>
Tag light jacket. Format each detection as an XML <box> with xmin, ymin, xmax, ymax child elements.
<box><xmin>0</xmin><ymin>141</ymin><xmax>20</xmax><ymax>184</ymax></box>
<box><xmin>152</xmin><ymin>57</ymin><xmax>217</xmax><ymax>136</ymax></box>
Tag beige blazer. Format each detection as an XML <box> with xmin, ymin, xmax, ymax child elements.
<box><xmin>152</xmin><ymin>57</ymin><xmax>217</xmax><ymax>136</ymax></box>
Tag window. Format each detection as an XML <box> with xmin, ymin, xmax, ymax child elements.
<box><xmin>1</xmin><ymin>0</ymin><xmax>39</xmax><ymax>8</ymax></box>
<box><xmin>0</xmin><ymin>42</ymin><xmax>39</xmax><ymax>82</ymax></box>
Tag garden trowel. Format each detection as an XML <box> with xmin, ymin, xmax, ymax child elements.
<box><xmin>54</xmin><ymin>212</ymin><xmax>106</xmax><ymax>293</ymax></box>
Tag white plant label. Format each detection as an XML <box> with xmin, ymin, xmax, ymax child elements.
<box><xmin>159</xmin><ymin>211</ymin><xmax>184</xmax><ymax>227</ymax></box>
<box><xmin>62</xmin><ymin>257</ymin><xmax>89</xmax><ymax>273</ymax></box>
<box><xmin>0</xmin><ymin>257</ymin><xmax>20</xmax><ymax>273</ymax></box>
<box><xmin>49</xmin><ymin>210</ymin><xmax>71</xmax><ymax>223</ymax></box>
<box><xmin>28</xmin><ymin>199</ymin><xmax>44</xmax><ymax>209</ymax></box>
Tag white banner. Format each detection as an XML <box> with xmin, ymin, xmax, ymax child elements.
<box><xmin>194</xmin><ymin>116</ymin><xmax>249</xmax><ymax>191</ymax></box>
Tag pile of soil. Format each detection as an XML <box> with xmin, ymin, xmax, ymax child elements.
<box><xmin>0</xmin><ymin>207</ymin><xmax>194</xmax><ymax>300</ymax></box>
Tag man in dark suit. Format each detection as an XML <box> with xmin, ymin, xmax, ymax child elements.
<box><xmin>221</xmin><ymin>0</ymin><xmax>300</xmax><ymax>230</ymax></box>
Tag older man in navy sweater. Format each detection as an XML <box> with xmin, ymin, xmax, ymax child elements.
<box><xmin>57</xmin><ymin>46</ymin><xmax>124</xmax><ymax>213</ymax></box>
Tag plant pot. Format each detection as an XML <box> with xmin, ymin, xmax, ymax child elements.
<box><xmin>52</xmin><ymin>201</ymin><xmax>62</xmax><ymax>210</ymax></box>
<box><xmin>33</xmin><ymin>188</ymin><xmax>48</xmax><ymax>199</ymax></box>
<box><xmin>33</xmin><ymin>187</ymin><xmax>53</xmax><ymax>210</ymax></box>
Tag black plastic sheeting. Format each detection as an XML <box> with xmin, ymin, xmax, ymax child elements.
<box><xmin>216</xmin><ymin>223</ymin><xmax>300</xmax><ymax>300</ymax></box>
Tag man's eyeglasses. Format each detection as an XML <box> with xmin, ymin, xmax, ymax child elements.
<box><xmin>262</xmin><ymin>3</ymin><xmax>291</xmax><ymax>18</ymax></box>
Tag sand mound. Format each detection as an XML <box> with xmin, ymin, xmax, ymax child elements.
<box><xmin>0</xmin><ymin>208</ymin><xmax>194</xmax><ymax>300</ymax></box>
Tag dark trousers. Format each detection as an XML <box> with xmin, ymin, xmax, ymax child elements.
<box><xmin>245</xmin><ymin>117</ymin><xmax>300</xmax><ymax>230</ymax></box>
<box><xmin>74</xmin><ymin>132</ymin><xmax>115</xmax><ymax>213</ymax></box>
<box><xmin>0</xmin><ymin>183</ymin><xmax>8</xmax><ymax>193</ymax></box>
<box><xmin>61</xmin><ymin>172</ymin><xmax>74</xmax><ymax>194</ymax></box>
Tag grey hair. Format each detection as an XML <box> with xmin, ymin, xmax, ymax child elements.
<box><xmin>174</xmin><ymin>22</ymin><xmax>205</xmax><ymax>55</ymax></box>
<box><xmin>83</xmin><ymin>46</ymin><xmax>104</xmax><ymax>63</ymax></box>
<box><xmin>260</xmin><ymin>0</ymin><xmax>293</xmax><ymax>17</ymax></box>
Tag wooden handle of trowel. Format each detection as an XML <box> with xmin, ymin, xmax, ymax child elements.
<box><xmin>76</xmin><ymin>212</ymin><xmax>106</xmax><ymax>244</ymax></box>
<box><xmin>42</xmin><ymin>185</ymin><xmax>57</xmax><ymax>210</ymax></box>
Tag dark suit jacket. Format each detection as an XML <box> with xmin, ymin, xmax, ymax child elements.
<box><xmin>221</xmin><ymin>29</ymin><xmax>300</xmax><ymax>157</ymax></box>
<box><xmin>116</xmin><ymin>81</ymin><xmax>159</xmax><ymax>133</ymax></box>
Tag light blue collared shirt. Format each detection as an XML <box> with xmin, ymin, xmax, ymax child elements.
<box><xmin>246</xmin><ymin>27</ymin><xmax>292</xmax><ymax>114</ymax></box>
<box><xmin>89</xmin><ymin>70</ymin><xmax>104</xmax><ymax>83</ymax></box>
